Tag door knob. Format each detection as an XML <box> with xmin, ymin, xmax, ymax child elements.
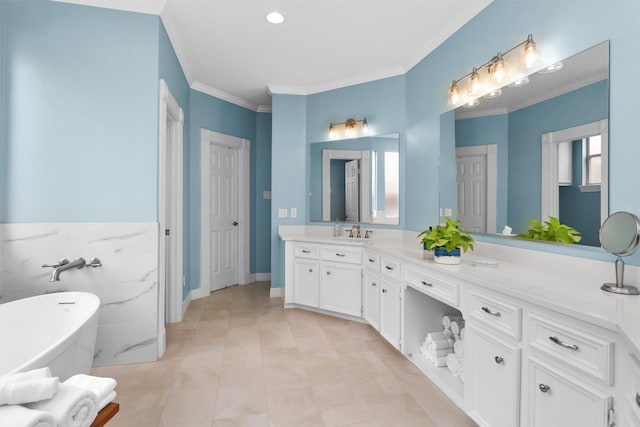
<box><xmin>232</xmin><ymin>221</ymin><xmax>239</xmax><ymax>226</ymax></box>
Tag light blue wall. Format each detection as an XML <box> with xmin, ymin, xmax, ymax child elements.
<box><xmin>254</xmin><ymin>112</ymin><xmax>273</xmax><ymax>275</ymax></box>
<box><xmin>1</xmin><ymin>0</ymin><xmax>159</xmax><ymax>222</ymax></box>
<box><xmin>187</xmin><ymin>89</ymin><xmax>258</xmax><ymax>294</ymax></box>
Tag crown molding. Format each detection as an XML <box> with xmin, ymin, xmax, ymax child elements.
<box><xmin>257</xmin><ymin>105</ymin><xmax>272</xmax><ymax>113</ymax></box>
<box><xmin>191</xmin><ymin>81</ymin><xmax>259</xmax><ymax>111</ymax></box>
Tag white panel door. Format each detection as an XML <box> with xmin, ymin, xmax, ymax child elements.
<box><xmin>363</xmin><ymin>270</ymin><xmax>380</xmax><ymax>330</ymax></box>
<box><xmin>456</xmin><ymin>153</ymin><xmax>487</xmax><ymax>233</ymax></box>
<box><xmin>320</xmin><ymin>262</ymin><xmax>362</xmax><ymax>317</ymax></box>
<box><xmin>209</xmin><ymin>144</ymin><xmax>238</xmax><ymax>291</ymax></box>
<box><xmin>345</xmin><ymin>160</ymin><xmax>360</xmax><ymax>222</ymax></box>
<box><xmin>294</xmin><ymin>259</ymin><xmax>319</xmax><ymax>307</ymax></box>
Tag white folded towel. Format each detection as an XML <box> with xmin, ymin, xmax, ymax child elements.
<box><xmin>443</xmin><ymin>328</ymin><xmax>453</xmax><ymax>340</ymax></box>
<box><xmin>0</xmin><ymin>368</ymin><xmax>52</xmax><ymax>385</ymax></box>
<box><xmin>429</xmin><ymin>355</ymin><xmax>448</xmax><ymax>367</ymax></box>
<box><xmin>98</xmin><ymin>391</ymin><xmax>116</xmax><ymax>412</ymax></box>
<box><xmin>64</xmin><ymin>375</ymin><xmax>117</xmax><ymax>405</ymax></box>
<box><xmin>421</xmin><ymin>344</ymin><xmax>451</xmax><ymax>358</ymax></box>
<box><xmin>0</xmin><ymin>377</ymin><xmax>59</xmax><ymax>406</ymax></box>
<box><xmin>460</xmin><ymin>327</ymin><xmax>466</xmax><ymax>341</ymax></box>
<box><xmin>26</xmin><ymin>384</ymin><xmax>97</xmax><ymax>427</ymax></box>
<box><xmin>450</xmin><ymin>320</ymin><xmax>465</xmax><ymax>335</ymax></box>
<box><xmin>442</xmin><ymin>315</ymin><xmax>464</xmax><ymax>329</ymax></box>
<box><xmin>0</xmin><ymin>404</ymin><xmax>56</xmax><ymax>427</ymax></box>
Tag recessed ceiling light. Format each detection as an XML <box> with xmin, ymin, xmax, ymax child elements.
<box><xmin>539</xmin><ymin>62</ymin><xmax>564</xmax><ymax>73</ymax></box>
<box><xmin>266</xmin><ymin>12</ymin><xmax>284</xmax><ymax>24</ymax></box>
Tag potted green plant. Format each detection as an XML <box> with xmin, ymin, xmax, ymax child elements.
<box><xmin>418</xmin><ymin>217</ymin><xmax>475</xmax><ymax>264</ymax></box>
<box><xmin>516</xmin><ymin>216</ymin><xmax>582</xmax><ymax>243</ymax></box>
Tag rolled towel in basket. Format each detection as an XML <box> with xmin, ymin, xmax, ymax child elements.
<box><xmin>428</xmin><ymin>338</ymin><xmax>454</xmax><ymax>350</ymax></box>
<box><xmin>454</xmin><ymin>340</ymin><xmax>465</xmax><ymax>358</ymax></box>
<box><xmin>0</xmin><ymin>377</ymin><xmax>59</xmax><ymax>406</ymax></box>
<box><xmin>442</xmin><ymin>315</ymin><xmax>464</xmax><ymax>329</ymax></box>
<box><xmin>446</xmin><ymin>353</ymin><xmax>460</xmax><ymax>376</ymax></box>
<box><xmin>460</xmin><ymin>327</ymin><xmax>466</xmax><ymax>341</ymax></box>
<box><xmin>450</xmin><ymin>320</ymin><xmax>465</xmax><ymax>335</ymax></box>
<box><xmin>424</xmin><ymin>332</ymin><xmax>446</xmax><ymax>344</ymax></box>
<box><xmin>443</xmin><ymin>329</ymin><xmax>453</xmax><ymax>340</ymax></box>
<box><xmin>430</xmin><ymin>355</ymin><xmax>448</xmax><ymax>368</ymax></box>
<box><xmin>26</xmin><ymin>384</ymin><xmax>97</xmax><ymax>427</ymax></box>
<box><xmin>63</xmin><ymin>375</ymin><xmax>116</xmax><ymax>410</ymax></box>
<box><xmin>0</xmin><ymin>404</ymin><xmax>56</xmax><ymax>427</ymax></box>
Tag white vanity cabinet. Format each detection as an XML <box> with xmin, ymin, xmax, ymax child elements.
<box><xmin>380</xmin><ymin>276</ymin><xmax>401</xmax><ymax>349</ymax></box>
<box><xmin>363</xmin><ymin>251</ymin><xmax>381</xmax><ymax>329</ymax></box>
<box><xmin>466</xmin><ymin>287</ymin><xmax>523</xmax><ymax>427</ymax></box>
<box><xmin>292</xmin><ymin>244</ymin><xmax>320</xmax><ymax>307</ymax></box>
<box><xmin>321</xmin><ymin>261</ymin><xmax>362</xmax><ymax>317</ymax></box>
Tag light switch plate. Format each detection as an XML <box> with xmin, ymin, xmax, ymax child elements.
<box><xmin>278</xmin><ymin>208</ymin><xmax>288</xmax><ymax>218</ymax></box>
<box><xmin>263</xmin><ymin>191</ymin><xmax>271</xmax><ymax>200</ymax></box>
<box><xmin>290</xmin><ymin>208</ymin><xmax>297</xmax><ymax>218</ymax></box>
<box><xmin>444</xmin><ymin>208</ymin><xmax>453</xmax><ymax>216</ymax></box>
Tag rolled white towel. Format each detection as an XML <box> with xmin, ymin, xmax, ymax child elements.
<box><xmin>63</xmin><ymin>375</ymin><xmax>117</xmax><ymax>405</ymax></box>
<box><xmin>454</xmin><ymin>340</ymin><xmax>465</xmax><ymax>358</ymax></box>
<box><xmin>26</xmin><ymin>384</ymin><xmax>97</xmax><ymax>427</ymax></box>
<box><xmin>446</xmin><ymin>353</ymin><xmax>460</xmax><ymax>376</ymax></box>
<box><xmin>428</xmin><ymin>338</ymin><xmax>454</xmax><ymax>350</ymax></box>
<box><xmin>430</xmin><ymin>355</ymin><xmax>448</xmax><ymax>368</ymax></box>
<box><xmin>0</xmin><ymin>404</ymin><xmax>56</xmax><ymax>427</ymax></box>
<box><xmin>460</xmin><ymin>327</ymin><xmax>466</xmax><ymax>341</ymax></box>
<box><xmin>458</xmin><ymin>363</ymin><xmax>465</xmax><ymax>383</ymax></box>
<box><xmin>450</xmin><ymin>320</ymin><xmax>465</xmax><ymax>335</ymax></box>
<box><xmin>0</xmin><ymin>377</ymin><xmax>59</xmax><ymax>405</ymax></box>
<box><xmin>98</xmin><ymin>391</ymin><xmax>116</xmax><ymax>412</ymax></box>
<box><xmin>442</xmin><ymin>315</ymin><xmax>464</xmax><ymax>329</ymax></box>
<box><xmin>0</xmin><ymin>368</ymin><xmax>53</xmax><ymax>385</ymax></box>
<box><xmin>424</xmin><ymin>332</ymin><xmax>446</xmax><ymax>344</ymax></box>
<box><xmin>427</xmin><ymin>347</ymin><xmax>452</xmax><ymax>358</ymax></box>
<box><xmin>443</xmin><ymin>328</ymin><xmax>453</xmax><ymax>340</ymax></box>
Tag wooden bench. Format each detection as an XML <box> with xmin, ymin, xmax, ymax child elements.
<box><xmin>90</xmin><ymin>402</ymin><xmax>119</xmax><ymax>427</ymax></box>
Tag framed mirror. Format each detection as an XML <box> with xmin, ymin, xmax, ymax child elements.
<box><xmin>440</xmin><ymin>41</ymin><xmax>609</xmax><ymax>246</ymax></box>
<box><xmin>309</xmin><ymin>133</ymin><xmax>400</xmax><ymax>225</ymax></box>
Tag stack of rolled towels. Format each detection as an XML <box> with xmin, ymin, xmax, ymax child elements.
<box><xmin>0</xmin><ymin>367</ymin><xmax>117</xmax><ymax>427</ymax></box>
<box><xmin>420</xmin><ymin>314</ymin><xmax>466</xmax><ymax>383</ymax></box>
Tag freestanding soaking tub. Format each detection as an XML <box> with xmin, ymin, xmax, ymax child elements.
<box><xmin>0</xmin><ymin>292</ymin><xmax>100</xmax><ymax>381</ymax></box>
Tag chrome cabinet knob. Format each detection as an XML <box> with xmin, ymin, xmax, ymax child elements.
<box><xmin>494</xmin><ymin>356</ymin><xmax>504</xmax><ymax>364</ymax></box>
<box><xmin>539</xmin><ymin>384</ymin><xmax>550</xmax><ymax>393</ymax></box>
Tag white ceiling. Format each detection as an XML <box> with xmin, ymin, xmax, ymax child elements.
<box><xmin>55</xmin><ymin>0</ymin><xmax>493</xmax><ymax>111</ymax></box>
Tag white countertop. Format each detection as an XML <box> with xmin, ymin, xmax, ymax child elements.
<box><xmin>279</xmin><ymin>225</ymin><xmax>640</xmax><ymax>354</ymax></box>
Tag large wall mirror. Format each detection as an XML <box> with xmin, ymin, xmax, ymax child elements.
<box><xmin>309</xmin><ymin>133</ymin><xmax>400</xmax><ymax>225</ymax></box>
<box><xmin>440</xmin><ymin>41</ymin><xmax>609</xmax><ymax>246</ymax></box>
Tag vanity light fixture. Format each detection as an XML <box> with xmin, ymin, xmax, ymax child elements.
<box><xmin>483</xmin><ymin>88</ymin><xmax>502</xmax><ymax>99</ymax></box>
<box><xmin>447</xmin><ymin>33</ymin><xmax>542</xmax><ymax>107</ymax></box>
<box><xmin>328</xmin><ymin>117</ymin><xmax>368</xmax><ymax>139</ymax></box>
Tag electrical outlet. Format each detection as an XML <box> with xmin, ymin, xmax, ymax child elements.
<box><xmin>263</xmin><ymin>191</ymin><xmax>271</xmax><ymax>200</ymax></box>
<box><xmin>290</xmin><ymin>208</ymin><xmax>297</xmax><ymax>218</ymax></box>
<box><xmin>278</xmin><ymin>208</ymin><xmax>288</xmax><ymax>218</ymax></box>
<box><xmin>444</xmin><ymin>208</ymin><xmax>453</xmax><ymax>216</ymax></box>
<box><xmin>439</xmin><ymin>208</ymin><xmax>443</xmax><ymax>217</ymax></box>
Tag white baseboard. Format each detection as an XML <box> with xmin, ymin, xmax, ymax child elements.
<box><xmin>269</xmin><ymin>287</ymin><xmax>283</xmax><ymax>298</ymax></box>
<box><xmin>181</xmin><ymin>291</ymin><xmax>193</xmax><ymax>318</ymax></box>
<box><xmin>255</xmin><ymin>273</ymin><xmax>271</xmax><ymax>282</ymax></box>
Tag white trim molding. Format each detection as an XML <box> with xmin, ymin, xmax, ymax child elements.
<box><xmin>322</xmin><ymin>149</ymin><xmax>370</xmax><ymax>222</ymax></box>
<box><xmin>270</xmin><ymin>287</ymin><xmax>283</xmax><ymax>298</ymax></box>
<box><xmin>200</xmin><ymin>129</ymin><xmax>251</xmax><ymax>295</ymax></box>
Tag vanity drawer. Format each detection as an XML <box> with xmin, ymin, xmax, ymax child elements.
<box><xmin>528</xmin><ymin>313</ymin><xmax>614</xmax><ymax>386</ymax></box>
<box><xmin>404</xmin><ymin>265</ymin><xmax>459</xmax><ymax>307</ymax></box>
<box><xmin>364</xmin><ymin>251</ymin><xmax>381</xmax><ymax>272</ymax></box>
<box><xmin>380</xmin><ymin>256</ymin><xmax>401</xmax><ymax>281</ymax></box>
<box><xmin>468</xmin><ymin>289</ymin><xmax>522</xmax><ymax>341</ymax></box>
<box><xmin>321</xmin><ymin>246</ymin><xmax>362</xmax><ymax>264</ymax></box>
<box><xmin>626</xmin><ymin>353</ymin><xmax>640</xmax><ymax>420</ymax></box>
<box><xmin>295</xmin><ymin>244</ymin><xmax>319</xmax><ymax>259</ymax></box>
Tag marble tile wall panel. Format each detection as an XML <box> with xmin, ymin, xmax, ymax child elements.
<box><xmin>0</xmin><ymin>223</ymin><xmax>159</xmax><ymax>367</ymax></box>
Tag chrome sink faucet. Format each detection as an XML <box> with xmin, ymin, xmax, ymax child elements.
<box><xmin>43</xmin><ymin>257</ymin><xmax>86</xmax><ymax>282</ymax></box>
<box><xmin>352</xmin><ymin>224</ymin><xmax>361</xmax><ymax>238</ymax></box>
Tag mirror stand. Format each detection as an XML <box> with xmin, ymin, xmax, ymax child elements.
<box><xmin>601</xmin><ymin>256</ymin><xmax>640</xmax><ymax>295</ymax></box>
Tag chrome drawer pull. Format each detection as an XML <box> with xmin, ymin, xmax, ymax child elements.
<box><xmin>421</xmin><ymin>280</ymin><xmax>433</xmax><ymax>287</ymax></box>
<box><xmin>301</xmin><ymin>249</ymin><xmax>311</xmax><ymax>254</ymax></box>
<box><xmin>385</xmin><ymin>266</ymin><xmax>394</xmax><ymax>270</ymax></box>
<box><xmin>336</xmin><ymin>253</ymin><xmax>346</xmax><ymax>257</ymax></box>
<box><xmin>539</xmin><ymin>384</ymin><xmax>550</xmax><ymax>393</ymax></box>
<box><xmin>481</xmin><ymin>306</ymin><xmax>501</xmax><ymax>317</ymax></box>
<box><xmin>326</xmin><ymin>271</ymin><xmax>331</xmax><ymax>275</ymax></box>
<box><xmin>494</xmin><ymin>356</ymin><xmax>504</xmax><ymax>364</ymax></box>
<box><xmin>372</xmin><ymin>282</ymin><xmax>377</xmax><ymax>287</ymax></box>
<box><xmin>382</xmin><ymin>289</ymin><xmax>387</xmax><ymax>293</ymax></box>
<box><xmin>549</xmin><ymin>336</ymin><xmax>579</xmax><ymax>351</ymax></box>
<box><xmin>368</xmin><ymin>258</ymin><xmax>376</xmax><ymax>263</ymax></box>
<box><xmin>635</xmin><ymin>392</ymin><xmax>640</xmax><ymax>408</ymax></box>
<box><xmin>308</xmin><ymin>268</ymin><xmax>313</xmax><ymax>273</ymax></box>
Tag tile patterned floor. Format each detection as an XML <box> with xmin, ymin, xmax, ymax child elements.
<box><xmin>91</xmin><ymin>282</ymin><xmax>477</xmax><ymax>427</ymax></box>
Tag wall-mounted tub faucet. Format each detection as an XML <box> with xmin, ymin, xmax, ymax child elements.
<box><xmin>43</xmin><ymin>257</ymin><xmax>86</xmax><ymax>282</ymax></box>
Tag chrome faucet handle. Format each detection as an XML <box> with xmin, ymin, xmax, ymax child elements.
<box><xmin>42</xmin><ymin>258</ymin><xmax>70</xmax><ymax>269</ymax></box>
<box><xmin>85</xmin><ymin>257</ymin><xmax>102</xmax><ymax>268</ymax></box>
<box><xmin>365</xmin><ymin>230</ymin><xmax>373</xmax><ymax>239</ymax></box>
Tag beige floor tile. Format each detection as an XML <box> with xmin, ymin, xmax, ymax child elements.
<box><xmin>91</xmin><ymin>281</ymin><xmax>477</xmax><ymax>427</ymax></box>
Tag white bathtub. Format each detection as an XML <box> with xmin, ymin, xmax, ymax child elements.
<box><xmin>0</xmin><ymin>292</ymin><xmax>100</xmax><ymax>381</ymax></box>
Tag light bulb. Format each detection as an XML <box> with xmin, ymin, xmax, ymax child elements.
<box><xmin>463</xmin><ymin>99</ymin><xmax>479</xmax><ymax>108</ymax></box>
<box><xmin>483</xmin><ymin>88</ymin><xmax>502</xmax><ymax>99</ymax></box>
<box><xmin>469</xmin><ymin>68</ymin><xmax>481</xmax><ymax>95</ymax></box>
<box><xmin>329</xmin><ymin>123</ymin><xmax>336</xmax><ymax>139</ymax></box>
<box><xmin>523</xmin><ymin>34</ymin><xmax>537</xmax><ymax>69</ymax></box>
<box><xmin>448</xmin><ymin>81</ymin><xmax>460</xmax><ymax>105</ymax></box>
<box><xmin>491</xmin><ymin>55</ymin><xmax>506</xmax><ymax>83</ymax></box>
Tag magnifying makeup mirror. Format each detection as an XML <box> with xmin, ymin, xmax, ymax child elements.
<box><xmin>600</xmin><ymin>211</ymin><xmax>640</xmax><ymax>295</ymax></box>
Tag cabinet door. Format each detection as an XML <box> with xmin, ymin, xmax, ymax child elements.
<box><xmin>468</xmin><ymin>327</ymin><xmax>521</xmax><ymax>427</ymax></box>
<box><xmin>380</xmin><ymin>278</ymin><xmax>401</xmax><ymax>349</ymax></box>
<box><xmin>526</xmin><ymin>358</ymin><xmax>612</xmax><ymax>427</ymax></box>
<box><xmin>363</xmin><ymin>270</ymin><xmax>380</xmax><ymax>330</ymax></box>
<box><xmin>320</xmin><ymin>262</ymin><xmax>362</xmax><ymax>317</ymax></box>
<box><xmin>294</xmin><ymin>259</ymin><xmax>319</xmax><ymax>307</ymax></box>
